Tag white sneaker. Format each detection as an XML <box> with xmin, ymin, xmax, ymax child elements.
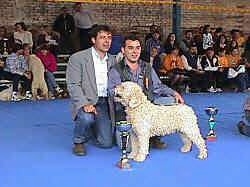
<box><xmin>55</xmin><ymin>87</ymin><xmax>63</xmax><ymax>94</ymax></box>
<box><xmin>49</xmin><ymin>92</ymin><xmax>55</xmax><ymax>100</ymax></box>
<box><xmin>216</xmin><ymin>88</ymin><xmax>223</xmax><ymax>92</ymax></box>
<box><xmin>25</xmin><ymin>91</ymin><xmax>32</xmax><ymax>100</ymax></box>
<box><xmin>208</xmin><ymin>86</ymin><xmax>217</xmax><ymax>93</ymax></box>
<box><xmin>11</xmin><ymin>92</ymin><xmax>21</xmax><ymax>101</ymax></box>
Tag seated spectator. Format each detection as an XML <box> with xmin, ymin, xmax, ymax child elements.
<box><xmin>0</xmin><ymin>43</ymin><xmax>32</xmax><ymax>101</ymax></box>
<box><xmin>202</xmin><ymin>25</ymin><xmax>214</xmax><ymax>51</ymax></box>
<box><xmin>237</xmin><ymin>97</ymin><xmax>250</xmax><ymax>137</ymax></box>
<box><xmin>151</xmin><ymin>47</ymin><xmax>163</xmax><ymax>76</ymax></box>
<box><xmin>14</xmin><ymin>22</ymin><xmax>33</xmax><ymax>48</ymax></box>
<box><xmin>163</xmin><ymin>33</ymin><xmax>178</xmax><ymax>54</ymax></box>
<box><xmin>145</xmin><ymin>29</ymin><xmax>162</xmax><ymax>60</ymax></box>
<box><xmin>179</xmin><ymin>30</ymin><xmax>194</xmax><ymax>54</ymax></box>
<box><xmin>214</xmin><ymin>34</ymin><xmax>227</xmax><ymax>54</ymax></box>
<box><xmin>217</xmin><ymin>48</ymin><xmax>230</xmax><ymax>90</ymax></box>
<box><xmin>145</xmin><ymin>24</ymin><xmax>160</xmax><ymax>44</ymax></box>
<box><xmin>213</xmin><ymin>27</ymin><xmax>223</xmax><ymax>44</ymax></box>
<box><xmin>200</xmin><ymin>47</ymin><xmax>221</xmax><ymax>92</ymax></box>
<box><xmin>161</xmin><ymin>47</ymin><xmax>186</xmax><ymax>88</ymax></box>
<box><xmin>231</xmin><ymin>29</ymin><xmax>245</xmax><ymax>48</ymax></box>
<box><xmin>227</xmin><ymin>39</ymin><xmax>239</xmax><ymax>54</ymax></box>
<box><xmin>226</xmin><ymin>48</ymin><xmax>248</xmax><ymax>92</ymax></box>
<box><xmin>36</xmin><ymin>44</ymin><xmax>63</xmax><ymax>98</ymax></box>
<box><xmin>183</xmin><ymin>44</ymin><xmax>205</xmax><ymax>92</ymax></box>
<box><xmin>36</xmin><ymin>25</ymin><xmax>59</xmax><ymax>55</ymax></box>
<box><xmin>243</xmin><ymin>36</ymin><xmax>250</xmax><ymax>84</ymax></box>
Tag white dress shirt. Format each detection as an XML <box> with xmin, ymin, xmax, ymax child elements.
<box><xmin>92</xmin><ymin>47</ymin><xmax>108</xmax><ymax>97</ymax></box>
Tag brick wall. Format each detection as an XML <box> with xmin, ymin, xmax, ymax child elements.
<box><xmin>0</xmin><ymin>0</ymin><xmax>249</xmax><ymax>38</ymax></box>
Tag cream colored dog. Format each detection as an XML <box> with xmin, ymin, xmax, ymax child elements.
<box><xmin>27</xmin><ymin>55</ymin><xmax>48</xmax><ymax>100</ymax></box>
<box><xmin>114</xmin><ymin>81</ymin><xmax>208</xmax><ymax>162</ymax></box>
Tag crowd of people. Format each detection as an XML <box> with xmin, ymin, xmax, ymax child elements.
<box><xmin>1</xmin><ymin>3</ymin><xmax>250</xmax><ymax>102</ymax></box>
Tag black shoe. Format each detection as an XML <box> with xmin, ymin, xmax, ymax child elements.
<box><xmin>237</xmin><ymin>121</ymin><xmax>246</xmax><ymax>135</ymax></box>
<box><xmin>73</xmin><ymin>143</ymin><xmax>86</xmax><ymax>156</ymax></box>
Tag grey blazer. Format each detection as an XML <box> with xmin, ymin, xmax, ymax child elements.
<box><xmin>66</xmin><ymin>48</ymin><xmax>116</xmax><ymax>120</ymax></box>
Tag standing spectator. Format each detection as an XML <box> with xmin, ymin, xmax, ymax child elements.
<box><xmin>73</xmin><ymin>2</ymin><xmax>96</xmax><ymax>50</ymax></box>
<box><xmin>14</xmin><ymin>22</ymin><xmax>33</xmax><ymax>48</ymax></box>
<box><xmin>53</xmin><ymin>7</ymin><xmax>75</xmax><ymax>54</ymax></box>
<box><xmin>66</xmin><ymin>25</ymin><xmax>115</xmax><ymax>156</ymax></box>
<box><xmin>36</xmin><ymin>44</ymin><xmax>63</xmax><ymax>98</ymax></box>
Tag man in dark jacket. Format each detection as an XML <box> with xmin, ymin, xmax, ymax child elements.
<box><xmin>53</xmin><ymin>7</ymin><xmax>75</xmax><ymax>54</ymax></box>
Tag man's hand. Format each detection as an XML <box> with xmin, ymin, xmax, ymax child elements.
<box><xmin>24</xmin><ymin>71</ymin><xmax>32</xmax><ymax>79</ymax></box>
<box><xmin>0</xmin><ymin>60</ymin><xmax>4</xmax><ymax>68</ymax></box>
<box><xmin>83</xmin><ymin>104</ymin><xmax>97</xmax><ymax>115</ymax></box>
<box><xmin>174</xmin><ymin>91</ymin><xmax>184</xmax><ymax>104</ymax></box>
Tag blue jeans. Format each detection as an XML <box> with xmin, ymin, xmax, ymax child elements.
<box><xmin>45</xmin><ymin>71</ymin><xmax>58</xmax><ymax>93</ymax></box>
<box><xmin>74</xmin><ymin>98</ymin><xmax>113</xmax><ymax>148</ymax></box>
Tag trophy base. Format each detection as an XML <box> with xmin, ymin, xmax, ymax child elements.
<box><xmin>206</xmin><ymin>134</ymin><xmax>217</xmax><ymax>141</ymax></box>
<box><xmin>117</xmin><ymin>159</ymin><xmax>131</xmax><ymax>169</ymax></box>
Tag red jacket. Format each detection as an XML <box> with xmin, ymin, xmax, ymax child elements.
<box><xmin>36</xmin><ymin>51</ymin><xmax>57</xmax><ymax>72</ymax></box>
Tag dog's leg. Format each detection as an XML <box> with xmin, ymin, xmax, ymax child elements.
<box><xmin>128</xmin><ymin>131</ymin><xmax>138</xmax><ymax>159</ymax></box>
<box><xmin>183</xmin><ymin>127</ymin><xmax>208</xmax><ymax>159</ymax></box>
<box><xmin>133</xmin><ymin>127</ymin><xmax>150</xmax><ymax>162</ymax></box>
<box><xmin>180</xmin><ymin>133</ymin><xmax>192</xmax><ymax>153</ymax></box>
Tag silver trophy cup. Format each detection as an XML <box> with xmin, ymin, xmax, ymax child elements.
<box><xmin>205</xmin><ymin>107</ymin><xmax>218</xmax><ymax>141</ymax></box>
<box><xmin>116</xmin><ymin>121</ymin><xmax>132</xmax><ymax>169</ymax></box>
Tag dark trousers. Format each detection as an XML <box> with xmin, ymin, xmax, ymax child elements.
<box><xmin>0</xmin><ymin>71</ymin><xmax>31</xmax><ymax>92</ymax></box>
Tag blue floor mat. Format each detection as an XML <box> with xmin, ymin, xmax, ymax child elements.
<box><xmin>1</xmin><ymin>93</ymin><xmax>250</xmax><ymax>187</ymax></box>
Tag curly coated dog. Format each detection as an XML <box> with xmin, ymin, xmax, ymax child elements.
<box><xmin>114</xmin><ymin>81</ymin><xmax>208</xmax><ymax>162</ymax></box>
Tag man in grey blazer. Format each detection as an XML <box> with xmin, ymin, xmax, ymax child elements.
<box><xmin>66</xmin><ymin>25</ymin><xmax>116</xmax><ymax>156</ymax></box>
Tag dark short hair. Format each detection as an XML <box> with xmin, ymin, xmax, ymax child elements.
<box><xmin>89</xmin><ymin>25</ymin><xmax>112</xmax><ymax>39</ymax></box>
<box><xmin>122</xmin><ymin>34</ymin><xmax>141</xmax><ymax>47</ymax></box>
<box><xmin>40</xmin><ymin>43</ymin><xmax>50</xmax><ymax>51</ymax></box>
<box><xmin>15</xmin><ymin>22</ymin><xmax>27</xmax><ymax>31</ymax></box>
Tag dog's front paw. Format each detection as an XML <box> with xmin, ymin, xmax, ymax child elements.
<box><xmin>197</xmin><ymin>151</ymin><xmax>208</xmax><ymax>160</ymax></box>
<box><xmin>133</xmin><ymin>154</ymin><xmax>147</xmax><ymax>162</ymax></box>
<box><xmin>180</xmin><ymin>144</ymin><xmax>192</xmax><ymax>153</ymax></box>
